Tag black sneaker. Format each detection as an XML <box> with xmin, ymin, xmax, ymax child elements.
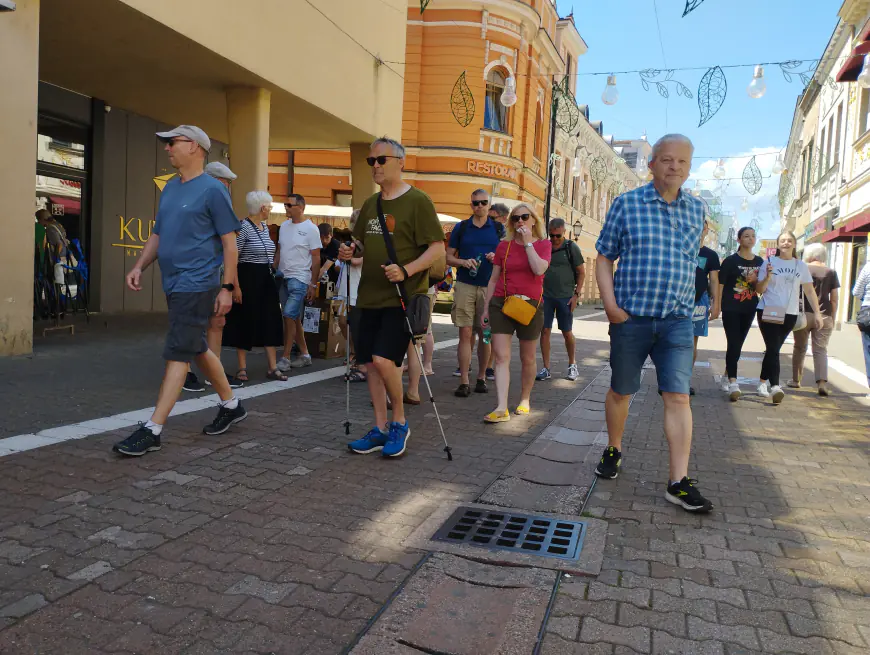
<box><xmin>203</xmin><ymin>401</ymin><xmax>247</xmax><ymax>436</ymax></box>
<box><xmin>226</xmin><ymin>376</ymin><xmax>245</xmax><ymax>389</ymax></box>
<box><xmin>594</xmin><ymin>446</ymin><xmax>621</xmax><ymax>479</ymax></box>
<box><xmin>455</xmin><ymin>383</ymin><xmax>471</xmax><ymax>398</ymax></box>
<box><xmin>474</xmin><ymin>379</ymin><xmax>488</xmax><ymax>394</ymax></box>
<box><xmin>183</xmin><ymin>372</ymin><xmax>205</xmax><ymax>392</ymax></box>
<box><xmin>689</xmin><ymin>387</ymin><xmax>696</xmax><ymax>396</ymax></box>
<box><xmin>665</xmin><ymin>477</ymin><xmax>714</xmax><ymax>513</ymax></box>
<box><xmin>113</xmin><ymin>424</ymin><xmax>161</xmax><ymax>457</ymax></box>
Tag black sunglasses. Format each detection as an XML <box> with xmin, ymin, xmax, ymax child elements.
<box><xmin>549</xmin><ymin>233</ymin><xmax>564</xmax><ymax>239</ymax></box>
<box><xmin>366</xmin><ymin>155</ymin><xmax>401</xmax><ymax>166</ymax></box>
<box><xmin>511</xmin><ymin>213</ymin><xmax>531</xmax><ymax>222</ymax></box>
<box><xmin>472</xmin><ymin>200</ymin><xmax>489</xmax><ymax>207</ymax></box>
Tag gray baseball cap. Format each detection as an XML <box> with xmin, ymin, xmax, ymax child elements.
<box><xmin>156</xmin><ymin>125</ymin><xmax>211</xmax><ymax>152</ymax></box>
<box><xmin>204</xmin><ymin>162</ymin><xmax>237</xmax><ymax>181</ymax></box>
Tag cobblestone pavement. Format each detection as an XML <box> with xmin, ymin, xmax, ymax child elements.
<box><xmin>0</xmin><ymin>329</ymin><xmax>594</xmax><ymax>654</ymax></box>
<box><xmin>541</xmin><ymin>345</ymin><xmax>870</xmax><ymax>655</ymax></box>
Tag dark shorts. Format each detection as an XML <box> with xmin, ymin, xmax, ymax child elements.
<box><xmin>543</xmin><ymin>296</ymin><xmax>574</xmax><ymax>332</ymax></box>
<box><xmin>164</xmin><ymin>288</ymin><xmax>219</xmax><ymax>363</ymax></box>
<box><xmin>608</xmin><ymin>314</ymin><xmax>694</xmax><ymax>395</ymax></box>
<box><xmin>488</xmin><ymin>296</ymin><xmax>544</xmax><ymax>341</ymax></box>
<box><xmin>352</xmin><ymin>307</ymin><xmax>411</xmax><ymax>367</ymax></box>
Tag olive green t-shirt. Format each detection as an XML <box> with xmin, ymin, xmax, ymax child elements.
<box><xmin>544</xmin><ymin>240</ymin><xmax>584</xmax><ymax>299</ymax></box>
<box><xmin>353</xmin><ymin>187</ymin><xmax>445</xmax><ymax>309</ymax></box>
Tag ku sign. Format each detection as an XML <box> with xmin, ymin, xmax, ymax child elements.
<box><xmin>467</xmin><ymin>160</ymin><xmax>518</xmax><ymax>181</ymax></box>
<box><xmin>112</xmin><ymin>215</ymin><xmax>155</xmax><ymax>255</ymax></box>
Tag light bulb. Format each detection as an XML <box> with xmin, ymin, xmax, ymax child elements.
<box><xmin>601</xmin><ymin>75</ymin><xmax>619</xmax><ymax>106</ymax></box>
<box><xmin>747</xmin><ymin>65</ymin><xmax>767</xmax><ymax>99</ymax></box>
<box><xmin>572</xmin><ymin>156</ymin><xmax>581</xmax><ymax>177</ymax></box>
<box><xmin>741</xmin><ymin>198</ymin><xmax>749</xmax><ymax>211</ymax></box>
<box><xmin>858</xmin><ymin>56</ymin><xmax>870</xmax><ymax>89</ymax></box>
<box><xmin>500</xmin><ymin>77</ymin><xmax>517</xmax><ymax>107</ymax></box>
<box><xmin>772</xmin><ymin>154</ymin><xmax>785</xmax><ymax>175</ymax></box>
<box><xmin>713</xmin><ymin>159</ymin><xmax>726</xmax><ymax>179</ymax></box>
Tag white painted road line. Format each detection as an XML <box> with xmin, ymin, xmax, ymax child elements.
<box><xmin>0</xmin><ymin>338</ymin><xmax>461</xmax><ymax>458</ymax></box>
<box><xmin>578</xmin><ymin>311</ymin><xmax>606</xmax><ymax>320</ymax></box>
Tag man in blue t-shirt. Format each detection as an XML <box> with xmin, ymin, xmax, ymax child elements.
<box><xmin>113</xmin><ymin>125</ymin><xmax>246</xmax><ymax>457</ymax></box>
<box><xmin>446</xmin><ymin>189</ymin><xmax>504</xmax><ymax>397</ymax></box>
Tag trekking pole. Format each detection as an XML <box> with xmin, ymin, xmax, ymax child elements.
<box><xmin>343</xmin><ymin>244</ymin><xmax>353</xmax><ymax>436</ymax></box>
<box><xmin>387</xmin><ymin>262</ymin><xmax>453</xmax><ymax>461</ymax></box>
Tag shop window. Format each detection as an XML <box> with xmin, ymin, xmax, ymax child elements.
<box><xmin>835</xmin><ymin>104</ymin><xmax>843</xmax><ymax>164</ymax></box>
<box><xmin>484</xmin><ymin>69</ymin><xmax>510</xmax><ymax>133</ymax></box>
<box><xmin>533</xmin><ymin>101</ymin><xmax>544</xmax><ymax>159</ymax></box>
<box><xmin>859</xmin><ymin>88</ymin><xmax>870</xmax><ymax>137</ymax></box>
<box><xmin>333</xmin><ymin>191</ymin><xmax>352</xmax><ymax>207</ymax></box>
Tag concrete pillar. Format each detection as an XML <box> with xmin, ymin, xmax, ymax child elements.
<box><xmin>350</xmin><ymin>142</ymin><xmax>377</xmax><ymax>209</ymax></box>
<box><xmin>226</xmin><ymin>87</ymin><xmax>271</xmax><ymax>217</ymax></box>
<box><xmin>0</xmin><ymin>1</ymin><xmax>40</xmax><ymax>355</ymax></box>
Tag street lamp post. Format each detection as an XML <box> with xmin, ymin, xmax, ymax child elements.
<box><xmin>572</xmin><ymin>219</ymin><xmax>583</xmax><ymax>241</ymax></box>
<box><xmin>543</xmin><ymin>81</ymin><xmax>560</xmax><ymax>230</ymax></box>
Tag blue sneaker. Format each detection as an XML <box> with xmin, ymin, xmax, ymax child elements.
<box><xmin>382</xmin><ymin>421</ymin><xmax>410</xmax><ymax>458</ymax></box>
<box><xmin>348</xmin><ymin>426</ymin><xmax>388</xmax><ymax>454</ymax></box>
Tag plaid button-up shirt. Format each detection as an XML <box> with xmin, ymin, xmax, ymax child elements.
<box><xmin>596</xmin><ymin>182</ymin><xmax>705</xmax><ymax>318</ymax></box>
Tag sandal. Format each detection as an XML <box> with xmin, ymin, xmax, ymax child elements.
<box><xmin>514</xmin><ymin>404</ymin><xmax>530</xmax><ymax>416</ymax></box>
<box><xmin>346</xmin><ymin>367</ymin><xmax>367</xmax><ymax>382</ymax></box>
<box><xmin>236</xmin><ymin>369</ymin><xmax>249</xmax><ymax>382</ymax></box>
<box><xmin>484</xmin><ymin>409</ymin><xmax>511</xmax><ymax>424</ymax></box>
<box><xmin>266</xmin><ymin>369</ymin><xmax>288</xmax><ymax>381</ymax></box>
<box><xmin>403</xmin><ymin>393</ymin><xmax>421</xmax><ymax>406</ymax></box>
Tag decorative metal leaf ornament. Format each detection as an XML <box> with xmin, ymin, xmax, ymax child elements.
<box><xmin>554</xmin><ymin>77</ymin><xmax>581</xmax><ymax>134</ymax></box>
<box><xmin>742</xmin><ymin>156</ymin><xmax>762</xmax><ymax>195</ymax></box>
<box><xmin>590</xmin><ymin>156</ymin><xmax>607</xmax><ymax>186</ymax></box>
<box><xmin>778</xmin><ymin>172</ymin><xmax>795</xmax><ymax>211</ymax></box>
<box><xmin>698</xmin><ymin>66</ymin><xmax>727</xmax><ymax>127</ymax></box>
<box><xmin>777</xmin><ymin>60</ymin><xmax>802</xmax><ymax>83</ymax></box>
<box><xmin>450</xmin><ymin>71</ymin><xmax>475</xmax><ymax>127</ymax></box>
<box><xmin>420</xmin><ymin>0</ymin><xmax>431</xmax><ymax>13</ymax></box>
<box><xmin>639</xmin><ymin>69</ymin><xmax>693</xmax><ymax>100</ymax></box>
<box><xmin>683</xmin><ymin>0</ymin><xmax>707</xmax><ymax>17</ymax></box>
<box><xmin>610</xmin><ymin>180</ymin><xmax>624</xmax><ymax>197</ymax></box>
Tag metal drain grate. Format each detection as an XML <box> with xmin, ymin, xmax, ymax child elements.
<box><xmin>431</xmin><ymin>507</ymin><xmax>586</xmax><ymax>560</ymax></box>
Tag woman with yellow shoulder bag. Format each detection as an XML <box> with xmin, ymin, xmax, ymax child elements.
<box><xmin>480</xmin><ymin>203</ymin><xmax>551</xmax><ymax>423</ymax></box>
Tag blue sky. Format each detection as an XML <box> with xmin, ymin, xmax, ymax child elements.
<box><xmin>560</xmin><ymin>0</ymin><xmax>842</xmax><ymax>236</ymax></box>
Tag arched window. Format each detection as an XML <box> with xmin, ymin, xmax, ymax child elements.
<box><xmin>533</xmin><ymin>101</ymin><xmax>544</xmax><ymax>159</ymax></box>
<box><xmin>484</xmin><ymin>69</ymin><xmax>510</xmax><ymax>133</ymax></box>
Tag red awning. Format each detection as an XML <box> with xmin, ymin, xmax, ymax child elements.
<box><xmin>821</xmin><ymin>227</ymin><xmax>863</xmax><ymax>242</ymax></box>
<box><xmin>844</xmin><ymin>211</ymin><xmax>870</xmax><ymax>233</ymax></box>
<box><xmin>48</xmin><ymin>196</ymin><xmax>81</xmax><ymax>215</ymax></box>
<box><xmin>836</xmin><ymin>23</ymin><xmax>870</xmax><ymax>82</ymax></box>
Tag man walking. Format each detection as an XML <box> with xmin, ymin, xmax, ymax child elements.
<box><xmin>537</xmin><ymin>218</ymin><xmax>585</xmax><ymax>382</ymax></box>
<box><xmin>275</xmin><ymin>194</ymin><xmax>321</xmax><ymax>372</ymax></box>
<box><xmin>691</xmin><ymin>220</ymin><xmax>720</xmax><ymax>395</ymax></box>
<box><xmin>593</xmin><ymin>133</ymin><xmax>713</xmax><ymax>513</ymax></box>
<box><xmin>447</xmin><ymin>189</ymin><xmax>504</xmax><ymax>396</ymax></box>
<box><xmin>184</xmin><ymin>161</ymin><xmax>243</xmax><ymax>392</ymax></box>
<box><xmin>339</xmin><ymin>137</ymin><xmax>445</xmax><ymax>458</ymax></box>
<box><xmin>113</xmin><ymin>125</ymin><xmax>245</xmax><ymax>456</ymax></box>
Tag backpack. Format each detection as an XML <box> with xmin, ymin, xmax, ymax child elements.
<box><xmin>558</xmin><ymin>241</ymin><xmax>581</xmax><ymax>283</ymax></box>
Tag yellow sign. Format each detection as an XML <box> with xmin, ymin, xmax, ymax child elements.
<box><xmin>467</xmin><ymin>160</ymin><xmax>518</xmax><ymax>181</ymax></box>
<box><xmin>112</xmin><ymin>215</ymin><xmax>156</xmax><ymax>254</ymax></box>
<box><xmin>153</xmin><ymin>173</ymin><xmax>176</xmax><ymax>191</ymax></box>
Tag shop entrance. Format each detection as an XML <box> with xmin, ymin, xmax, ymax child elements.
<box><xmin>34</xmin><ymin>114</ymin><xmax>91</xmax><ymax>325</ymax></box>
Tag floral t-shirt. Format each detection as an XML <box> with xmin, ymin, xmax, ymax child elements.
<box><xmin>719</xmin><ymin>253</ymin><xmax>764</xmax><ymax>314</ymax></box>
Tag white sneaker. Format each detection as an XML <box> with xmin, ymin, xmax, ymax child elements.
<box><xmin>757</xmin><ymin>381</ymin><xmax>770</xmax><ymax>398</ymax></box>
<box><xmin>566</xmin><ymin>364</ymin><xmax>580</xmax><ymax>381</ymax></box>
<box><xmin>276</xmin><ymin>357</ymin><xmax>293</xmax><ymax>372</ymax></box>
<box><xmin>770</xmin><ymin>385</ymin><xmax>785</xmax><ymax>404</ymax></box>
<box><xmin>291</xmin><ymin>354</ymin><xmax>313</xmax><ymax>368</ymax></box>
<box><xmin>727</xmin><ymin>382</ymin><xmax>741</xmax><ymax>402</ymax></box>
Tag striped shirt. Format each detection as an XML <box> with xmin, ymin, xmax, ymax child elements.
<box><xmin>596</xmin><ymin>182</ymin><xmax>705</xmax><ymax>318</ymax></box>
<box><xmin>237</xmin><ymin>219</ymin><xmax>275</xmax><ymax>265</ymax></box>
<box><xmin>853</xmin><ymin>262</ymin><xmax>870</xmax><ymax>308</ymax></box>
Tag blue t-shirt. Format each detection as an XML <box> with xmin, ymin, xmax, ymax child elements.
<box><xmin>153</xmin><ymin>173</ymin><xmax>241</xmax><ymax>294</ymax></box>
<box><xmin>448</xmin><ymin>217</ymin><xmax>503</xmax><ymax>287</ymax></box>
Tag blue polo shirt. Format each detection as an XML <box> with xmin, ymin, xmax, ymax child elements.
<box><xmin>153</xmin><ymin>173</ymin><xmax>241</xmax><ymax>294</ymax></box>
<box><xmin>448</xmin><ymin>217</ymin><xmax>504</xmax><ymax>286</ymax></box>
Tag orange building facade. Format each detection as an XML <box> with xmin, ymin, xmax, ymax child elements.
<box><xmin>269</xmin><ymin>0</ymin><xmax>584</xmax><ymax>219</ymax></box>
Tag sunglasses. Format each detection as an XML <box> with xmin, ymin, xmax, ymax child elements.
<box><xmin>472</xmin><ymin>200</ymin><xmax>489</xmax><ymax>207</ymax></box>
<box><xmin>549</xmin><ymin>233</ymin><xmax>564</xmax><ymax>239</ymax></box>
<box><xmin>167</xmin><ymin>138</ymin><xmax>194</xmax><ymax>147</ymax></box>
<box><xmin>283</xmin><ymin>203</ymin><xmax>298</xmax><ymax>209</ymax></box>
<box><xmin>511</xmin><ymin>213</ymin><xmax>531</xmax><ymax>222</ymax></box>
<box><xmin>366</xmin><ymin>155</ymin><xmax>401</xmax><ymax>166</ymax></box>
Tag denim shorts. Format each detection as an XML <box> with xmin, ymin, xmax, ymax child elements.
<box><xmin>282</xmin><ymin>277</ymin><xmax>308</xmax><ymax>319</ymax></box>
<box><xmin>543</xmin><ymin>296</ymin><xmax>574</xmax><ymax>332</ymax></box>
<box><xmin>693</xmin><ymin>292</ymin><xmax>710</xmax><ymax>338</ymax></box>
<box><xmin>609</xmin><ymin>314</ymin><xmax>694</xmax><ymax>395</ymax></box>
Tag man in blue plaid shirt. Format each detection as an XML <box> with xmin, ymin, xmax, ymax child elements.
<box><xmin>593</xmin><ymin>134</ymin><xmax>713</xmax><ymax>514</ymax></box>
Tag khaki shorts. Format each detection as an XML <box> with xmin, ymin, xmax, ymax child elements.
<box><xmin>451</xmin><ymin>281</ymin><xmax>487</xmax><ymax>329</ymax></box>
<box><xmin>488</xmin><ymin>296</ymin><xmax>544</xmax><ymax>341</ymax></box>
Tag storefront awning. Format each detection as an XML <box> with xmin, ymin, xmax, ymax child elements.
<box><xmin>48</xmin><ymin>195</ymin><xmax>80</xmax><ymax>215</ymax></box>
<box><xmin>836</xmin><ymin>23</ymin><xmax>870</xmax><ymax>82</ymax></box>
<box><xmin>821</xmin><ymin>211</ymin><xmax>870</xmax><ymax>242</ymax></box>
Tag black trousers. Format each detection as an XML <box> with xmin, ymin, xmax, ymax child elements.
<box><xmin>722</xmin><ymin>311</ymin><xmax>755</xmax><ymax>379</ymax></box>
<box><xmin>756</xmin><ymin>311</ymin><xmax>798</xmax><ymax>386</ymax></box>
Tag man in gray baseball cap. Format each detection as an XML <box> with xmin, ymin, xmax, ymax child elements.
<box><xmin>205</xmin><ymin>162</ymin><xmax>237</xmax><ymax>190</ymax></box>
<box><xmin>156</xmin><ymin>125</ymin><xmax>211</xmax><ymax>153</ymax></box>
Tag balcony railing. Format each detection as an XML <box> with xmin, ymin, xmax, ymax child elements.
<box><xmin>480</xmin><ymin>130</ymin><xmax>513</xmax><ymax>157</ymax></box>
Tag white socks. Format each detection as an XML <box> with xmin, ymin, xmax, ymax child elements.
<box><xmin>144</xmin><ymin>420</ymin><xmax>163</xmax><ymax>435</ymax></box>
<box><xmin>220</xmin><ymin>397</ymin><xmax>239</xmax><ymax>410</ymax></box>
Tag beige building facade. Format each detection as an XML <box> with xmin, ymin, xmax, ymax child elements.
<box><xmin>0</xmin><ymin>0</ymin><xmax>406</xmax><ymax>355</ymax></box>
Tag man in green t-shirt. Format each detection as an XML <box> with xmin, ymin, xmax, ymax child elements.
<box><xmin>537</xmin><ymin>218</ymin><xmax>585</xmax><ymax>382</ymax></box>
<box><xmin>339</xmin><ymin>137</ymin><xmax>445</xmax><ymax>459</ymax></box>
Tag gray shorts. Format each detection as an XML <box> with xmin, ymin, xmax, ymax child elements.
<box><xmin>164</xmin><ymin>288</ymin><xmax>219</xmax><ymax>362</ymax></box>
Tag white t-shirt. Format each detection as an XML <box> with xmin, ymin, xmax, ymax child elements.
<box><xmin>277</xmin><ymin>219</ymin><xmax>322</xmax><ymax>284</ymax></box>
<box><xmin>757</xmin><ymin>256</ymin><xmax>812</xmax><ymax>315</ymax></box>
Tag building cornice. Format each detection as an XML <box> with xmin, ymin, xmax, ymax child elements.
<box><xmin>556</xmin><ymin>19</ymin><xmax>588</xmax><ymax>56</ymax></box>
<box><xmin>409</xmin><ymin>0</ymin><xmax>542</xmax><ymax>36</ymax></box>
<box><xmin>839</xmin><ymin>0</ymin><xmax>870</xmax><ymax>25</ymax></box>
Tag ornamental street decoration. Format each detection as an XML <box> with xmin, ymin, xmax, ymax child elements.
<box><xmin>420</xmin><ymin>0</ymin><xmax>431</xmax><ymax>13</ymax></box>
<box><xmin>778</xmin><ymin>172</ymin><xmax>795</xmax><ymax>211</ymax></box>
<box><xmin>450</xmin><ymin>71</ymin><xmax>475</xmax><ymax>127</ymax></box>
<box><xmin>683</xmin><ymin>0</ymin><xmax>707</xmax><ymax>17</ymax></box>
<box><xmin>639</xmin><ymin>69</ymin><xmax>693</xmax><ymax>99</ymax></box>
<box><xmin>698</xmin><ymin>66</ymin><xmax>727</xmax><ymax>127</ymax></box>
<box><xmin>590</xmin><ymin>156</ymin><xmax>607</xmax><ymax>186</ymax></box>
<box><xmin>610</xmin><ymin>180</ymin><xmax>625</xmax><ymax>197</ymax></box>
<box><xmin>742</xmin><ymin>156</ymin><xmax>763</xmax><ymax>195</ymax></box>
<box><xmin>554</xmin><ymin>77</ymin><xmax>581</xmax><ymax>134</ymax></box>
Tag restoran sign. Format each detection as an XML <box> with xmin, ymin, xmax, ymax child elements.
<box><xmin>467</xmin><ymin>160</ymin><xmax>518</xmax><ymax>181</ymax></box>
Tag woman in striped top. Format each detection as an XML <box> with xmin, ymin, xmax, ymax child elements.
<box><xmin>222</xmin><ymin>191</ymin><xmax>287</xmax><ymax>381</ymax></box>
<box><xmin>853</xmin><ymin>260</ymin><xmax>870</xmax><ymax>393</ymax></box>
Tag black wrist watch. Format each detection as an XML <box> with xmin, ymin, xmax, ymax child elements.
<box><xmin>221</xmin><ymin>283</ymin><xmax>235</xmax><ymax>292</ymax></box>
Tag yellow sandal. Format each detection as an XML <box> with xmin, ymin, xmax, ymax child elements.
<box><xmin>484</xmin><ymin>409</ymin><xmax>511</xmax><ymax>423</ymax></box>
<box><xmin>514</xmin><ymin>404</ymin><xmax>531</xmax><ymax>416</ymax></box>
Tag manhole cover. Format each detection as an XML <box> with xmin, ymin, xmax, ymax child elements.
<box><xmin>431</xmin><ymin>507</ymin><xmax>586</xmax><ymax>560</ymax></box>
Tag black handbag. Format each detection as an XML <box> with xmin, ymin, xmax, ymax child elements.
<box><xmin>375</xmin><ymin>194</ymin><xmax>430</xmax><ymax>337</ymax></box>
<box><xmin>247</xmin><ymin>219</ymin><xmax>282</xmax><ymax>293</ymax></box>
<box><xmin>858</xmin><ymin>305</ymin><xmax>870</xmax><ymax>333</ymax></box>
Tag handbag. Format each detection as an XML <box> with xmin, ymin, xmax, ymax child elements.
<box><xmin>247</xmin><ymin>219</ymin><xmax>282</xmax><ymax>293</ymax></box>
<box><xmin>857</xmin><ymin>305</ymin><xmax>870</xmax><ymax>333</ymax></box>
<box><xmin>500</xmin><ymin>240</ymin><xmax>543</xmax><ymax>326</ymax></box>
<box><xmin>761</xmin><ymin>257</ymin><xmax>797</xmax><ymax>325</ymax></box>
<box><xmin>792</xmin><ymin>285</ymin><xmax>807</xmax><ymax>331</ymax></box>
<box><xmin>375</xmin><ymin>194</ymin><xmax>431</xmax><ymax>337</ymax></box>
